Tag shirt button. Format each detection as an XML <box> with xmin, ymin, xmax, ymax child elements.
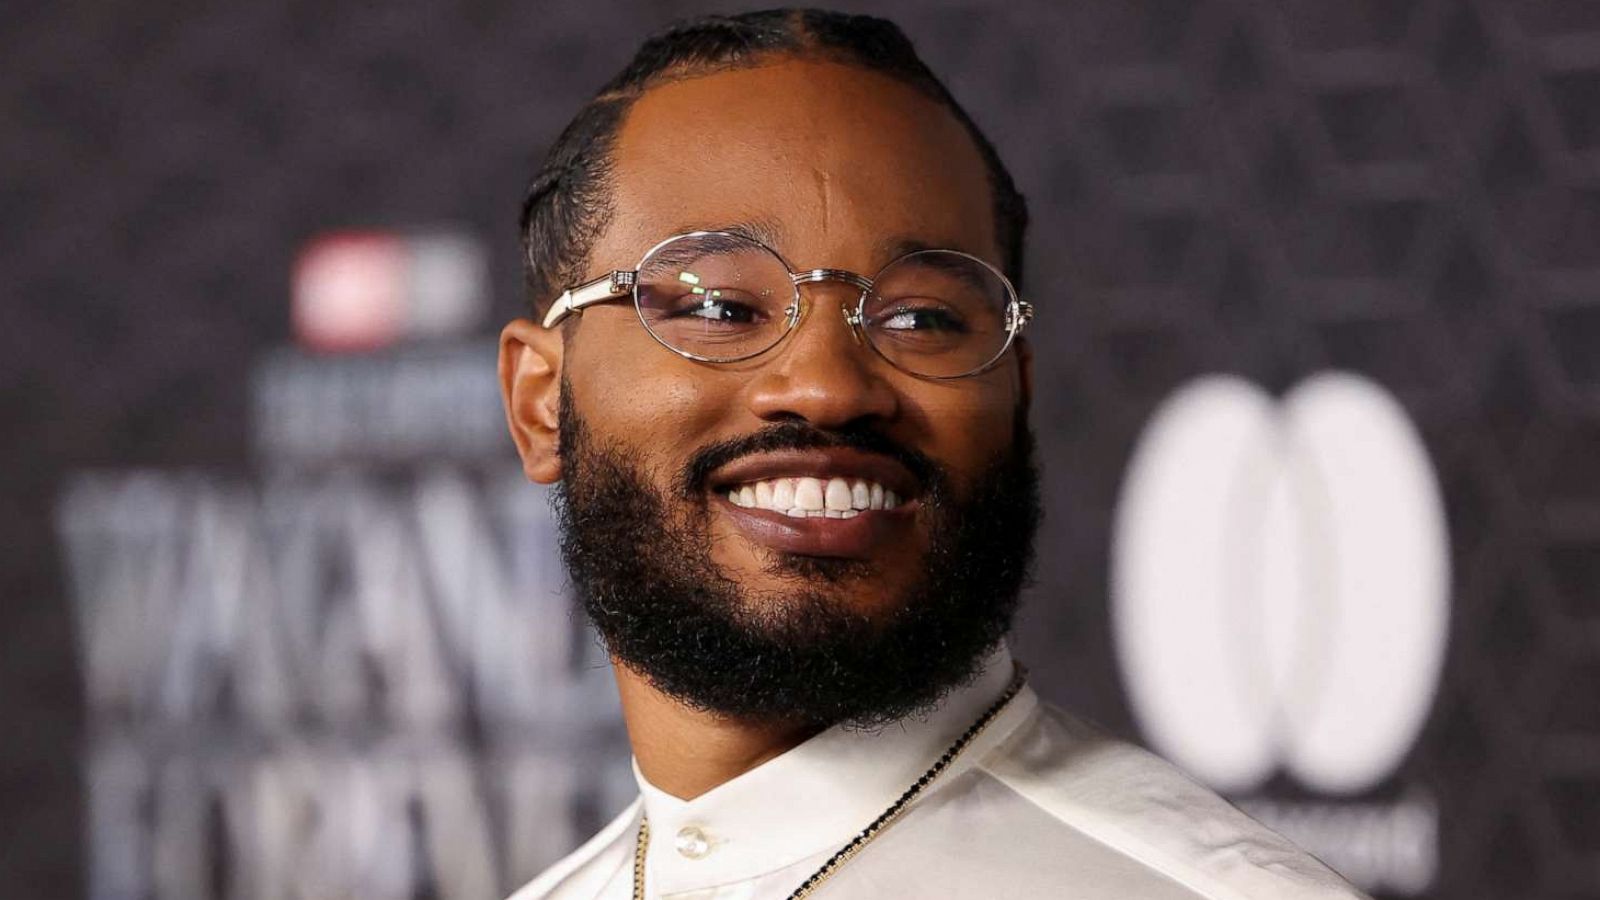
<box><xmin>674</xmin><ymin>825</ymin><xmax>712</xmax><ymax>859</ymax></box>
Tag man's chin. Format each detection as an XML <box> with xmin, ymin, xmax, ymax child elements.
<box><xmin>762</xmin><ymin>553</ymin><xmax>875</xmax><ymax>586</ymax></box>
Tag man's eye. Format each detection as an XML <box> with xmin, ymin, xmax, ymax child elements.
<box><xmin>668</xmin><ymin>291</ymin><xmax>764</xmax><ymax>324</ymax></box>
<box><xmin>875</xmin><ymin>305</ymin><xmax>969</xmax><ymax>333</ymax></box>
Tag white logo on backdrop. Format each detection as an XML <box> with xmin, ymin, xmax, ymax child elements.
<box><xmin>1112</xmin><ymin>372</ymin><xmax>1450</xmax><ymax>795</ymax></box>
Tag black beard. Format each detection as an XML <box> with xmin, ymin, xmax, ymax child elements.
<box><xmin>552</xmin><ymin>389</ymin><xmax>1041</xmax><ymax>729</ymax></box>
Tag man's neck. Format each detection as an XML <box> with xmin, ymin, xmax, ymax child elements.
<box><xmin>614</xmin><ymin>663</ymin><xmax>824</xmax><ymax>800</ymax></box>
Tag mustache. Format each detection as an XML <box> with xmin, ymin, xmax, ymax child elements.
<box><xmin>679</xmin><ymin>421</ymin><xmax>945</xmax><ymax>499</ymax></box>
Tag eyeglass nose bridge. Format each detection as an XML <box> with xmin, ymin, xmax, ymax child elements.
<box><xmin>789</xmin><ymin>268</ymin><xmax>873</xmax><ymax>336</ymax></box>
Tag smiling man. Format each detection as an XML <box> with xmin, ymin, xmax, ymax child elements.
<box><xmin>500</xmin><ymin>9</ymin><xmax>1362</xmax><ymax>900</ymax></box>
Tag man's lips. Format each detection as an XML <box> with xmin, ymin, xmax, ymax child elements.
<box><xmin>708</xmin><ymin>448</ymin><xmax>921</xmax><ymax>500</ymax></box>
<box><xmin>715</xmin><ymin>494</ymin><xmax>917</xmax><ymax>558</ymax></box>
<box><xmin>707</xmin><ymin>448</ymin><xmax>922</xmax><ymax>558</ymax></box>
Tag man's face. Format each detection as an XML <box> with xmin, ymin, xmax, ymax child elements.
<box><xmin>508</xmin><ymin>58</ymin><xmax>1038</xmax><ymax>724</ymax></box>
<box><xmin>571</xmin><ymin>58</ymin><xmax>1025</xmax><ymax>597</ymax></box>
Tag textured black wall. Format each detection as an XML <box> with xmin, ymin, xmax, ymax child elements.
<box><xmin>4</xmin><ymin>1</ymin><xmax>1598</xmax><ymax>897</ymax></box>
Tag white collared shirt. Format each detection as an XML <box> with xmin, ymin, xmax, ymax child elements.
<box><xmin>509</xmin><ymin>647</ymin><xmax>1367</xmax><ymax>899</ymax></box>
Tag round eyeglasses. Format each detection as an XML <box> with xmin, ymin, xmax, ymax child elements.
<box><xmin>541</xmin><ymin>231</ymin><xmax>1034</xmax><ymax>379</ymax></box>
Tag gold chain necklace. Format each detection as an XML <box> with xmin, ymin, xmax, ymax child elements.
<box><xmin>631</xmin><ymin>665</ymin><xmax>1027</xmax><ymax>900</ymax></box>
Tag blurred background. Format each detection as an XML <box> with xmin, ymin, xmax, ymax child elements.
<box><xmin>3</xmin><ymin>1</ymin><xmax>1597</xmax><ymax>897</ymax></box>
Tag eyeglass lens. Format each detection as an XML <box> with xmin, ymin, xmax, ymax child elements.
<box><xmin>864</xmin><ymin>250</ymin><xmax>1013</xmax><ymax>378</ymax></box>
<box><xmin>634</xmin><ymin>232</ymin><xmax>795</xmax><ymax>361</ymax></box>
<box><xmin>633</xmin><ymin>233</ymin><xmax>1015</xmax><ymax>377</ymax></box>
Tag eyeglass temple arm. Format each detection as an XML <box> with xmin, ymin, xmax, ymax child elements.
<box><xmin>541</xmin><ymin>270</ymin><xmax>638</xmax><ymax>329</ymax></box>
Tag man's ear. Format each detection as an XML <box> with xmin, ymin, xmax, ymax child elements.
<box><xmin>499</xmin><ymin>317</ymin><xmax>564</xmax><ymax>484</ymax></box>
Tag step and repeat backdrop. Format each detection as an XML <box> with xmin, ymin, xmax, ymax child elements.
<box><xmin>4</xmin><ymin>1</ymin><xmax>1597</xmax><ymax>898</ymax></box>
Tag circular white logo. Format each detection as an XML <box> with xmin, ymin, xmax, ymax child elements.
<box><xmin>1112</xmin><ymin>372</ymin><xmax>1450</xmax><ymax>795</ymax></box>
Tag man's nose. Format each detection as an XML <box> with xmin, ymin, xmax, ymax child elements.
<box><xmin>744</xmin><ymin>282</ymin><xmax>899</xmax><ymax>428</ymax></box>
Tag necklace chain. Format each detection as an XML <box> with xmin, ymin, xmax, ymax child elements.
<box><xmin>631</xmin><ymin>664</ymin><xmax>1027</xmax><ymax>900</ymax></box>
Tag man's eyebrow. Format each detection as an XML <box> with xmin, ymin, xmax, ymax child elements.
<box><xmin>875</xmin><ymin>234</ymin><xmax>987</xmax><ymax>264</ymax></box>
<box><xmin>655</xmin><ymin>223</ymin><xmax>992</xmax><ymax>269</ymax></box>
<box><xmin>665</xmin><ymin>218</ymin><xmax>786</xmax><ymax>250</ymax></box>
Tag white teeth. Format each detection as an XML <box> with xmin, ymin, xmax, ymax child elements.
<box><xmin>794</xmin><ymin>477</ymin><xmax>825</xmax><ymax>511</ymax></box>
<box><xmin>825</xmin><ymin>478</ymin><xmax>853</xmax><ymax>510</ymax></box>
<box><xmin>784</xmin><ymin>507</ymin><xmax>807</xmax><ymax>518</ymax></box>
<box><xmin>726</xmin><ymin>476</ymin><xmax>902</xmax><ymax>514</ymax></box>
<box><xmin>772</xmin><ymin>479</ymin><xmax>795</xmax><ymax>509</ymax></box>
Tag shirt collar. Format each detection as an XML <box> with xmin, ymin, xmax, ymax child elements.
<box><xmin>633</xmin><ymin>643</ymin><xmax>1035</xmax><ymax>894</ymax></box>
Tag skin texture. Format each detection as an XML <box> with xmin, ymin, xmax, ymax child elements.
<box><xmin>500</xmin><ymin>58</ymin><xmax>1032</xmax><ymax>799</ymax></box>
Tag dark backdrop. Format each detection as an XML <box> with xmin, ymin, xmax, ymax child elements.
<box><xmin>4</xmin><ymin>1</ymin><xmax>1598</xmax><ymax>898</ymax></box>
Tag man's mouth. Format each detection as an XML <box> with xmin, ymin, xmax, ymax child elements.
<box><xmin>722</xmin><ymin>476</ymin><xmax>902</xmax><ymax>518</ymax></box>
<box><xmin>704</xmin><ymin>448</ymin><xmax>923</xmax><ymax>558</ymax></box>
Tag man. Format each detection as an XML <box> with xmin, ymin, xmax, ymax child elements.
<box><xmin>499</xmin><ymin>9</ymin><xmax>1365</xmax><ymax>899</ymax></box>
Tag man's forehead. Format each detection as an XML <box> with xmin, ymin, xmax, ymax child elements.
<box><xmin>594</xmin><ymin>57</ymin><xmax>999</xmax><ymax>270</ymax></box>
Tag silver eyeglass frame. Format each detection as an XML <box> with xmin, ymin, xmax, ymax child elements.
<box><xmin>540</xmin><ymin>230</ymin><xmax>1035</xmax><ymax>380</ymax></box>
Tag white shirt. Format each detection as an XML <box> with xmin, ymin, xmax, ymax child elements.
<box><xmin>509</xmin><ymin>647</ymin><xmax>1367</xmax><ymax>899</ymax></box>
